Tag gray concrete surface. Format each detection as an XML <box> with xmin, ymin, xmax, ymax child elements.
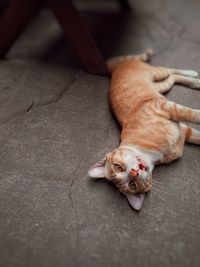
<box><xmin>0</xmin><ymin>0</ymin><xmax>200</xmax><ymax>266</ymax></box>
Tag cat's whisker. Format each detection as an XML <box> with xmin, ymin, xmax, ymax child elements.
<box><xmin>152</xmin><ymin>184</ymin><xmax>166</xmax><ymax>191</ymax></box>
<box><xmin>152</xmin><ymin>180</ymin><xmax>163</xmax><ymax>185</ymax></box>
<box><xmin>151</xmin><ymin>190</ymin><xmax>166</xmax><ymax>202</ymax></box>
<box><xmin>153</xmin><ymin>187</ymin><xmax>167</xmax><ymax>195</ymax></box>
<box><xmin>152</xmin><ymin>181</ymin><xmax>166</xmax><ymax>188</ymax></box>
<box><xmin>153</xmin><ymin>183</ymin><xmax>165</xmax><ymax>189</ymax></box>
<box><xmin>153</xmin><ymin>182</ymin><xmax>166</xmax><ymax>190</ymax></box>
<box><xmin>153</xmin><ymin>182</ymin><xmax>166</xmax><ymax>189</ymax></box>
<box><xmin>152</xmin><ymin>185</ymin><xmax>167</xmax><ymax>195</ymax></box>
<box><xmin>151</xmin><ymin>185</ymin><xmax>166</xmax><ymax>193</ymax></box>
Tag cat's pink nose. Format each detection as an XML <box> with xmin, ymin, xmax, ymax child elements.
<box><xmin>130</xmin><ymin>169</ymin><xmax>139</xmax><ymax>177</ymax></box>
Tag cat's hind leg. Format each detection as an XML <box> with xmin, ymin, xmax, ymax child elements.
<box><xmin>155</xmin><ymin>99</ymin><xmax>200</xmax><ymax>124</ymax></box>
<box><xmin>158</xmin><ymin>120</ymin><xmax>200</xmax><ymax>165</ymax></box>
<box><xmin>164</xmin><ymin>67</ymin><xmax>198</xmax><ymax>78</ymax></box>
<box><xmin>136</xmin><ymin>48</ymin><xmax>154</xmax><ymax>62</ymax></box>
<box><xmin>163</xmin><ymin>123</ymin><xmax>200</xmax><ymax>163</ymax></box>
<box><xmin>181</xmin><ymin>123</ymin><xmax>200</xmax><ymax>145</ymax></box>
<box><xmin>152</xmin><ymin>66</ymin><xmax>199</xmax><ymax>83</ymax></box>
<box><xmin>156</xmin><ymin>74</ymin><xmax>200</xmax><ymax>94</ymax></box>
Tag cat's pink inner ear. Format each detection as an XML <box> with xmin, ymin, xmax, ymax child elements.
<box><xmin>125</xmin><ymin>193</ymin><xmax>145</xmax><ymax>211</ymax></box>
<box><xmin>88</xmin><ymin>159</ymin><xmax>106</xmax><ymax>178</ymax></box>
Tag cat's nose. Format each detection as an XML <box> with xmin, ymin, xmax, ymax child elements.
<box><xmin>130</xmin><ymin>169</ymin><xmax>139</xmax><ymax>177</ymax></box>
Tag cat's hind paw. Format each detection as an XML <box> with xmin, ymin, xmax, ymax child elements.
<box><xmin>145</xmin><ymin>48</ymin><xmax>154</xmax><ymax>57</ymax></box>
<box><xmin>141</xmin><ymin>48</ymin><xmax>154</xmax><ymax>61</ymax></box>
<box><xmin>180</xmin><ymin>70</ymin><xmax>199</xmax><ymax>78</ymax></box>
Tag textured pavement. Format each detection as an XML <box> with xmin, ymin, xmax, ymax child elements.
<box><xmin>0</xmin><ymin>1</ymin><xmax>200</xmax><ymax>267</ymax></box>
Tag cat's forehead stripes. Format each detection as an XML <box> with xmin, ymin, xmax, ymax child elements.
<box><xmin>108</xmin><ymin>148</ymin><xmax>126</xmax><ymax>164</ymax></box>
<box><xmin>108</xmin><ymin>148</ymin><xmax>140</xmax><ymax>171</ymax></box>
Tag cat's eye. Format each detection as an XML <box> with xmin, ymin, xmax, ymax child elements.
<box><xmin>113</xmin><ymin>164</ymin><xmax>124</xmax><ymax>172</ymax></box>
<box><xmin>129</xmin><ymin>180</ymin><xmax>136</xmax><ymax>191</ymax></box>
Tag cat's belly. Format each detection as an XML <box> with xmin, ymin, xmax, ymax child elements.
<box><xmin>161</xmin><ymin>122</ymin><xmax>185</xmax><ymax>163</ymax></box>
<box><xmin>110</xmin><ymin>78</ymin><xmax>159</xmax><ymax>126</ymax></box>
<box><xmin>121</xmin><ymin>119</ymin><xmax>182</xmax><ymax>156</ymax></box>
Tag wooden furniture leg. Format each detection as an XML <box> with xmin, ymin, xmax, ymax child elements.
<box><xmin>48</xmin><ymin>0</ymin><xmax>107</xmax><ymax>75</ymax></box>
<box><xmin>0</xmin><ymin>0</ymin><xmax>8</xmax><ymax>15</ymax></box>
<box><xmin>0</xmin><ymin>0</ymin><xmax>107</xmax><ymax>74</ymax></box>
<box><xmin>118</xmin><ymin>0</ymin><xmax>131</xmax><ymax>11</ymax></box>
<box><xmin>0</xmin><ymin>0</ymin><xmax>40</xmax><ymax>58</ymax></box>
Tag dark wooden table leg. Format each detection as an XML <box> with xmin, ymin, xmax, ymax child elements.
<box><xmin>48</xmin><ymin>0</ymin><xmax>107</xmax><ymax>75</ymax></box>
<box><xmin>0</xmin><ymin>0</ymin><xmax>8</xmax><ymax>15</ymax></box>
<box><xmin>118</xmin><ymin>0</ymin><xmax>131</xmax><ymax>11</ymax></box>
<box><xmin>0</xmin><ymin>0</ymin><xmax>40</xmax><ymax>58</ymax></box>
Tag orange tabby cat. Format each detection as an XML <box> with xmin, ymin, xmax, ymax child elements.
<box><xmin>88</xmin><ymin>49</ymin><xmax>200</xmax><ymax>211</ymax></box>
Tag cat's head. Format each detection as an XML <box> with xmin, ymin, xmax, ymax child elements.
<box><xmin>88</xmin><ymin>146</ymin><xmax>153</xmax><ymax>211</ymax></box>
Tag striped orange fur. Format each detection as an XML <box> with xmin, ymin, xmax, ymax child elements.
<box><xmin>88</xmin><ymin>49</ymin><xmax>200</xmax><ymax>210</ymax></box>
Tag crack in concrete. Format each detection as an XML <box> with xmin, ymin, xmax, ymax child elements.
<box><xmin>69</xmin><ymin>179</ymin><xmax>79</xmax><ymax>226</ymax></box>
<box><xmin>26</xmin><ymin>74</ymin><xmax>76</xmax><ymax>111</ymax></box>
<box><xmin>149</xmin><ymin>15</ymin><xmax>173</xmax><ymax>57</ymax></box>
<box><xmin>137</xmin><ymin>16</ymin><xmax>155</xmax><ymax>44</ymax></box>
<box><xmin>169</xmin><ymin>14</ymin><xmax>187</xmax><ymax>39</ymax></box>
<box><xmin>68</xmin><ymin>157</ymin><xmax>84</xmax><ymax>241</ymax></box>
<box><xmin>147</xmin><ymin>12</ymin><xmax>189</xmax><ymax>58</ymax></box>
<box><xmin>0</xmin><ymin>108</ymin><xmax>32</xmax><ymax>127</ymax></box>
<box><xmin>26</xmin><ymin>101</ymin><xmax>35</xmax><ymax>112</ymax></box>
<box><xmin>0</xmin><ymin>73</ymin><xmax>76</xmax><ymax>126</ymax></box>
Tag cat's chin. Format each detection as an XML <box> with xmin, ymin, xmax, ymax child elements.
<box><xmin>125</xmin><ymin>192</ymin><xmax>145</xmax><ymax>211</ymax></box>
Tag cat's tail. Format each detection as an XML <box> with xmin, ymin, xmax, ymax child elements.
<box><xmin>106</xmin><ymin>48</ymin><xmax>154</xmax><ymax>74</ymax></box>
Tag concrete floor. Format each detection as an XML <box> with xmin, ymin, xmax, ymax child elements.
<box><xmin>0</xmin><ymin>0</ymin><xmax>200</xmax><ymax>266</ymax></box>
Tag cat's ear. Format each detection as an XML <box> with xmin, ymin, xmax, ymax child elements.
<box><xmin>125</xmin><ymin>193</ymin><xmax>145</xmax><ymax>211</ymax></box>
<box><xmin>88</xmin><ymin>158</ymin><xmax>106</xmax><ymax>178</ymax></box>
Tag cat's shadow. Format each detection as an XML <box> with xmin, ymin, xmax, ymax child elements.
<box><xmin>89</xmin><ymin>177</ymin><xmax>127</xmax><ymax>205</ymax></box>
<box><xmin>89</xmin><ymin>177</ymin><xmax>152</xmax><ymax>212</ymax></box>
